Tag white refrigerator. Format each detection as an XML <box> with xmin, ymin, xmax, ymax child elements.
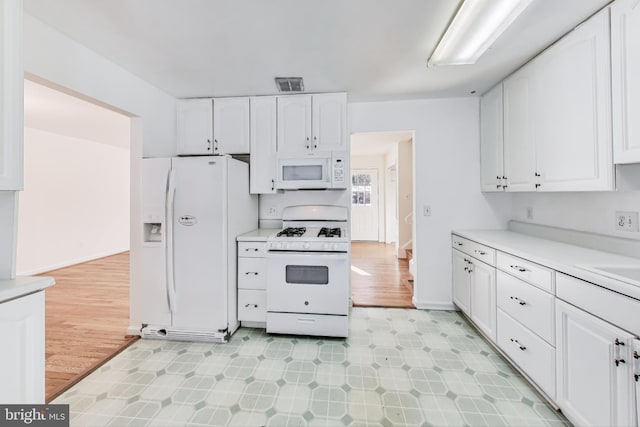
<box><xmin>137</xmin><ymin>155</ymin><xmax>258</xmax><ymax>342</ymax></box>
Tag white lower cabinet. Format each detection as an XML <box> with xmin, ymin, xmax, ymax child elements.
<box><xmin>470</xmin><ymin>260</ymin><xmax>496</xmax><ymax>342</ymax></box>
<box><xmin>452</xmin><ymin>249</ymin><xmax>471</xmax><ymax>316</ymax></box>
<box><xmin>556</xmin><ymin>299</ymin><xmax>636</xmax><ymax>427</ymax></box>
<box><xmin>237</xmin><ymin>240</ymin><xmax>266</xmax><ymax>323</ymax></box>
<box><xmin>0</xmin><ymin>291</ymin><xmax>45</xmax><ymax>403</ymax></box>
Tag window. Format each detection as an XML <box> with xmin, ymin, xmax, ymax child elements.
<box><xmin>351</xmin><ymin>173</ymin><xmax>372</xmax><ymax>206</ymax></box>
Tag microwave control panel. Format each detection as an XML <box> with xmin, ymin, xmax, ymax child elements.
<box><xmin>332</xmin><ymin>157</ymin><xmax>346</xmax><ymax>188</ymax></box>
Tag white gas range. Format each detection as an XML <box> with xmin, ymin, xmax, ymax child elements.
<box><xmin>266</xmin><ymin>205</ymin><xmax>350</xmax><ymax>338</ymax></box>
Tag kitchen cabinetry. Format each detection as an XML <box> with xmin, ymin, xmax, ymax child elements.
<box><xmin>535</xmin><ymin>8</ymin><xmax>613</xmax><ymax>191</ymax></box>
<box><xmin>503</xmin><ymin>64</ymin><xmax>537</xmax><ymax>192</ymax></box>
<box><xmin>249</xmin><ymin>97</ymin><xmax>277</xmax><ymax>194</ymax></box>
<box><xmin>177</xmin><ymin>97</ymin><xmax>250</xmax><ymax>155</ymax></box>
<box><xmin>480</xmin><ymin>83</ymin><xmax>505</xmax><ymax>192</ymax></box>
<box><xmin>451</xmin><ymin>236</ymin><xmax>496</xmax><ymax>342</ymax></box>
<box><xmin>611</xmin><ymin>0</ymin><xmax>640</xmax><ymax>164</ymax></box>
<box><xmin>0</xmin><ymin>0</ymin><xmax>23</xmax><ymax>190</ymax></box>
<box><xmin>484</xmin><ymin>7</ymin><xmax>615</xmax><ymax>192</ymax></box>
<box><xmin>277</xmin><ymin>93</ymin><xmax>346</xmax><ymax>154</ymax></box>
<box><xmin>0</xmin><ymin>291</ymin><xmax>45</xmax><ymax>403</ymax></box>
<box><xmin>556</xmin><ymin>299</ymin><xmax>636</xmax><ymax>427</ymax></box>
<box><xmin>237</xmin><ymin>241</ymin><xmax>267</xmax><ymax>323</ymax></box>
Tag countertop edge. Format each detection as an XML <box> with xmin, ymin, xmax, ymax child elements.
<box><xmin>0</xmin><ymin>276</ymin><xmax>56</xmax><ymax>304</ymax></box>
<box><xmin>237</xmin><ymin>228</ymin><xmax>278</xmax><ymax>241</ymax></box>
<box><xmin>452</xmin><ymin>229</ymin><xmax>640</xmax><ymax>300</ymax></box>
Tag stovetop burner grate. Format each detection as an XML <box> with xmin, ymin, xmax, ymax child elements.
<box><xmin>318</xmin><ymin>227</ymin><xmax>342</xmax><ymax>238</ymax></box>
<box><xmin>277</xmin><ymin>227</ymin><xmax>307</xmax><ymax>237</ymax></box>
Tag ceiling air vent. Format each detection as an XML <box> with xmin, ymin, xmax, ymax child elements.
<box><xmin>275</xmin><ymin>77</ymin><xmax>304</xmax><ymax>93</ymax></box>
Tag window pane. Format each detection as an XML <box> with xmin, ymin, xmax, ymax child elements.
<box><xmin>285</xmin><ymin>265</ymin><xmax>328</xmax><ymax>285</ymax></box>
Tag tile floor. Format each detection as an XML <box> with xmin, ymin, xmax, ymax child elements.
<box><xmin>53</xmin><ymin>308</ymin><xmax>570</xmax><ymax>426</ymax></box>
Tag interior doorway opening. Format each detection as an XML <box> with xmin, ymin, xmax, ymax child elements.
<box><xmin>350</xmin><ymin>131</ymin><xmax>414</xmax><ymax>308</ymax></box>
<box><xmin>20</xmin><ymin>77</ymin><xmax>135</xmax><ymax>402</ymax></box>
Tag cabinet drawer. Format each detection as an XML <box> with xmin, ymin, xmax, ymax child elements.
<box><xmin>451</xmin><ymin>235</ymin><xmax>496</xmax><ymax>266</ymax></box>
<box><xmin>238</xmin><ymin>290</ymin><xmax>266</xmax><ymax>322</ymax></box>
<box><xmin>556</xmin><ymin>273</ymin><xmax>640</xmax><ymax>337</ymax></box>
<box><xmin>497</xmin><ymin>271</ymin><xmax>555</xmax><ymax>345</ymax></box>
<box><xmin>238</xmin><ymin>241</ymin><xmax>267</xmax><ymax>257</ymax></box>
<box><xmin>497</xmin><ymin>309</ymin><xmax>556</xmax><ymax>399</ymax></box>
<box><xmin>266</xmin><ymin>312</ymin><xmax>348</xmax><ymax>338</ymax></box>
<box><xmin>497</xmin><ymin>252</ymin><xmax>554</xmax><ymax>293</ymax></box>
<box><xmin>238</xmin><ymin>258</ymin><xmax>267</xmax><ymax>290</ymax></box>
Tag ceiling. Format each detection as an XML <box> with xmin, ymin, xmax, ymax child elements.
<box><xmin>24</xmin><ymin>79</ymin><xmax>131</xmax><ymax>148</ymax></box>
<box><xmin>351</xmin><ymin>131</ymin><xmax>413</xmax><ymax>157</ymax></box>
<box><xmin>23</xmin><ymin>0</ymin><xmax>611</xmax><ymax>101</ymax></box>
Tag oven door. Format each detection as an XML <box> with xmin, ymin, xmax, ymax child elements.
<box><xmin>275</xmin><ymin>157</ymin><xmax>331</xmax><ymax>189</ymax></box>
<box><xmin>267</xmin><ymin>251</ymin><xmax>349</xmax><ymax>315</ymax></box>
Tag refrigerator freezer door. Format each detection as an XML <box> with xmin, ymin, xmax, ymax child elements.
<box><xmin>171</xmin><ymin>156</ymin><xmax>227</xmax><ymax>332</ymax></box>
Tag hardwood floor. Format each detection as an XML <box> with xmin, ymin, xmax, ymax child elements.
<box><xmin>39</xmin><ymin>252</ymin><xmax>136</xmax><ymax>402</ymax></box>
<box><xmin>351</xmin><ymin>242</ymin><xmax>414</xmax><ymax>308</ymax></box>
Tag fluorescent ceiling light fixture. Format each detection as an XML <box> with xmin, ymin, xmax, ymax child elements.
<box><xmin>428</xmin><ymin>0</ymin><xmax>533</xmax><ymax>66</ymax></box>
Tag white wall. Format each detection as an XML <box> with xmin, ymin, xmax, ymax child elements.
<box><xmin>16</xmin><ymin>128</ymin><xmax>129</xmax><ymax>275</ymax></box>
<box><xmin>351</xmin><ymin>155</ymin><xmax>386</xmax><ymax>241</ymax></box>
<box><xmin>22</xmin><ymin>14</ymin><xmax>177</xmax><ymax>330</ymax></box>
<box><xmin>349</xmin><ymin>98</ymin><xmax>513</xmax><ymax>310</ymax></box>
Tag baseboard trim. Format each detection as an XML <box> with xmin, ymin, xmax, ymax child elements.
<box><xmin>17</xmin><ymin>248</ymin><xmax>129</xmax><ymax>276</ymax></box>
<box><xmin>412</xmin><ymin>297</ymin><xmax>456</xmax><ymax>311</ymax></box>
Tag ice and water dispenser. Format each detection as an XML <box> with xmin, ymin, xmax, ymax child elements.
<box><xmin>143</xmin><ymin>222</ymin><xmax>162</xmax><ymax>243</ymax></box>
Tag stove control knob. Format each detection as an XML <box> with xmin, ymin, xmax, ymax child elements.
<box><xmin>303</xmin><ymin>243</ymin><xmax>310</xmax><ymax>249</ymax></box>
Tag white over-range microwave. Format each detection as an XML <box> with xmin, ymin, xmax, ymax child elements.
<box><xmin>275</xmin><ymin>151</ymin><xmax>347</xmax><ymax>190</ymax></box>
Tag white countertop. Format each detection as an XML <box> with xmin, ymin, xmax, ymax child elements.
<box><xmin>237</xmin><ymin>228</ymin><xmax>279</xmax><ymax>241</ymax></box>
<box><xmin>453</xmin><ymin>229</ymin><xmax>640</xmax><ymax>300</ymax></box>
<box><xmin>0</xmin><ymin>276</ymin><xmax>56</xmax><ymax>303</ymax></box>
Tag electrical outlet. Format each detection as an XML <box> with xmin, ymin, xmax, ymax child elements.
<box><xmin>615</xmin><ymin>211</ymin><xmax>639</xmax><ymax>232</ymax></box>
<box><xmin>267</xmin><ymin>206</ymin><xmax>278</xmax><ymax>216</ymax></box>
<box><xmin>526</xmin><ymin>207</ymin><xmax>534</xmax><ymax>220</ymax></box>
<box><xmin>423</xmin><ymin>205</ymin><xmax>431</xmax><ymax>216</ymax></box>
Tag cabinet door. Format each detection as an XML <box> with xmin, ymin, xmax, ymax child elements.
<box><xmin>312</xmin><ymin>93</ymin><xmax>347</xmax><ymax>152</ymax></box>
<box><xmin>249</xmin><ymin>97</ymin><xmax>277</xmax><ymax>194</ymax></box>
<box><xmin>611</xmin><ymin>0</ymin><xmax>640</xmax><ymax>164</ymax></box>
<box><xmin>556</xmin><ymin>300</ymin><xmax>635</xmax><ymax>427</ymax></box>
<box><xmin>0</xmin><ymin>291</ymin><xmax>45</xmax><ymax>403</ymax></box>
<box><xmin>480</xmin><ymin>83</ymin><xmax>504</xmax><ymax>192</ymax></box>
<box><xmin>470</xmin><ymin>260</ymin><xmax>496</xmax><ymax>342</ymax></box>
<box><xmin>535</xmin><ymin>9</ymin><xmax>613</xmax><ymax>191</ymax></box>
<box><xmin>452</xmin><ymin>249</ymin><xmax>470</xmax><ymax>316</ymax></box>
<box><xmin>503</xmin><ymin>65</ymin><xmax>537</xmax><ymax>192</ymax></box>
<box><xmin>277</xmin><ymin>95</ymin><xmax>312</xmax><ymax>154</ymax></box>
<box><xmin>177</xmin><ymin>99</ymin><xmax>213</xmax><ymax>155</ymax></box>
<box><xmin>0</xmin><ymin>0</ymin><xmax>23</xmax><ymax>190</ymax></box>
<box><xmin>213</xmin><ymin>97</ymin><xmax>250</xmax><ymax>154</ymax></box>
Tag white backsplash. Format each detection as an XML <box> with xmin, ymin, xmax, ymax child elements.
<box><xmin>259</xmin><ymin>190</ymin><xmax>350</xmax><ymax>220</ymax></box>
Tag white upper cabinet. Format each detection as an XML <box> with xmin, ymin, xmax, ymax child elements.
<box><xmin>277</xmin><ymin>95</ymin><xmax>312</xmax><ymax>154</ymax></box>
<box><xmin>611</xmin><ymin>0</ymin><xmax>640</xmax><ymax>164</ymax></box>
<box><xmin>0</xmin><ymin>0</ymin><xmax>23</xmax><ymax>190</ymax></box>
<box><xmin>213</xmin><ymin>97</ymin><xmax>250</xmax><ymax>154</ymax></box>
<box><xmin>177</xmin><ymin>97</ymin><xmax>250</xmax><ymax>155</ymax></box>
<box><xmin>312</xmin><ymin>93</ymin><xmax>347</xmax><ymax>152</ymax></box>
<box><xmin>535</xmin><ymin>8</ymin><xmax>613</xmax><ymax>191</ymax></box>
<box><xmin>480</xmin><ymin>83</ymin><xmax>505</xmax><ymax>192</ymax></box>
<box><xmin>177</xmin><ymin>99</ymin><xmax>214</xmax><ymax>155</ymax></box>
<box><xmin>249</xmin><ymin>97</ymin><xmax>277</xmax><ymax>194</ymax></box>
<box><xmin>277</xmin><ymin>93</ymin><xmax>346</xmax><ymax>154</ymax></box>
<box><xmin>503</xmin><ymin>65</ymin><xmax>537</xmax><ymax>192</ymax></box>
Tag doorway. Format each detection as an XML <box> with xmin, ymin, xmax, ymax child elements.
<box><xmin>349</xmin><ymin>131</ymin><xmax>414</xmax><ymax>308</ymax></box>
<box><xmin>20</xmin><ymin>78</ymin><xmax>135</xmax><ymax>401</ymax></box>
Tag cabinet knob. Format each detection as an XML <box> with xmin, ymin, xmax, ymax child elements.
<box><xmin>615</xmin><ymin>359</ymin><xmax>626</xmax><ymax>367</ymax></box>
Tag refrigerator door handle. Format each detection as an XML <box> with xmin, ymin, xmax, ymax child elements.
<box><xmin>165</xmin><ymin>167</ymin><xmax>177</xmax><ymax>314</ymax></box>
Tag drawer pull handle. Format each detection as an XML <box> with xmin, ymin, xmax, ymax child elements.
<box><xmin>634</xmin><ymin>351</ymin><xmax>639</xmax><ymax>359</ymax></box>
<box><xmin>474</xmin><ymin>250</ymin><xmax>487</xmax><ymax>255</ymax></box>
<box><xmin>245</xmin><ymin>272</ymin><xmax>259</xmax><ymax>276</ymax></box>
<box><xmin>245</xmin><ymin>248</ymin><xmax>259</xmax><ymax>252</ymax></box>
<box><xmin>244</xmin><ymin>303</ymin><xmax>258</xmax><ymax>308</ymax></box>
<box><xmin>615</xmin><ymin>358</ymin><xmax>626</xmax><ymax>367</ymax></box>
<box><xmin>509</xmin><ymin>296</ymin><xmax>527</xmax><ymax>306</ymax></box>
<box><xmin>615</xmin><ymin>338</ymin><xmax>625</xmax><ymax>346</ymax></box>
<box><xmin>510</xmin><ymin>265</ymin><xmax>529</xmax><ymax>273</ymax></box>
<box><xmin>510</xmin><ymin>338</ymin><xmax>526</xmax><ymax>351</ymax></box>
<box><xmin>454</xmin><ymin>241</ymin><xmax>463</xmax><ymax>246</ymax></box>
